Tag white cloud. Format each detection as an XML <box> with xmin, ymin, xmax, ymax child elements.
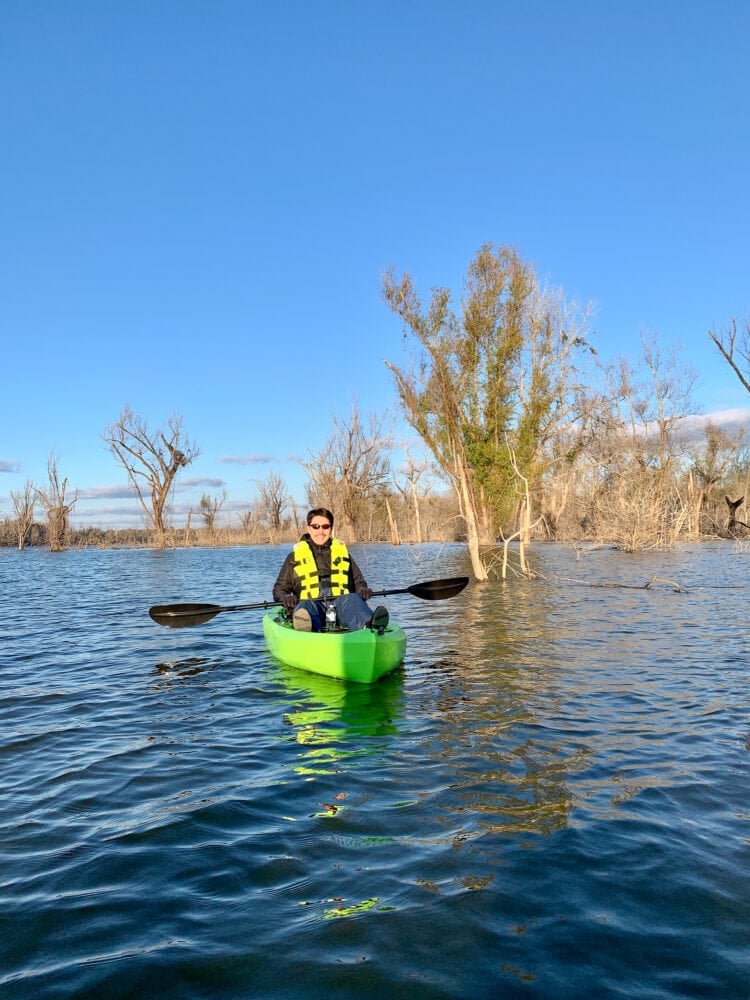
<box><xmin>75</xmin><ymin>484</ymin><xmax>137</xmax><ymax>500</ymax></box>
<box><xmin>219</xmin><ymin>454</ymin><xmax>275</xmax><ymax>465</ymax></box>
<box><xmin>677</xmin><ymin>408</ymin><xmax>750</xmax><ymax>441</ymax></box>
<box><xmin>178</xmin><ymin>477</ymin><xmax>226</xmax><ymax>489</ymax></box>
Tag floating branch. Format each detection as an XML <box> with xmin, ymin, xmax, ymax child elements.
<box><xmin>549</xmin><ymin>574</ymin><xmax>689</xmax><ymax>593</ymax></box>
<box><xmin>591</xmin><ymin>576</ymin><xmax>686</xmax><ymax>592</ymax></box>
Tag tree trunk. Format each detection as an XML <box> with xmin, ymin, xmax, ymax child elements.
<box><xmin>411</xmin><ymin>481</ymin><xmax>422</xmax><ymax>544</ymax></box>
<box><xmin>385</xmin><ymin>496</ymin><xmax>400</xmax><ymax>545</ymax></box>
<box><xmin>458</xmin><ymin>463</ymin><xmax>488</xmax><ymax>580</ymax></box>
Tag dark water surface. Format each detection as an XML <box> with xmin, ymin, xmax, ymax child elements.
<box><xmin>1</xmin><ymin>543</ymin><xmax>748</xmax><ymax>998</ymax></box>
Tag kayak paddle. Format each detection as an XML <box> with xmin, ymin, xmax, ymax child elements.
<box><xmin>369</xmin><ymin>576</ymin><xmax>469</xmax><ymax>601</ymax></box>
<box><xmin>149</xmin><ymin>599</ymin><xmax>279</xmax><ymax>628</ymax></box>
<box><xmin>148</xmin><ymin>576</ymin><xmax>469</xmax><ymax>629</ymax></box>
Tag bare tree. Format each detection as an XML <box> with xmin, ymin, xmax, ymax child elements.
<box><xmin>392</xmin><ymin>448</ymin><xmax>437</xmax><ymax>543</ymax></box>
<box><xmin>183</xmin><ymin>507</ymin><xmax>195</xmax><ymax>547</ymax></box>
<box><xmin>198</xmin><ymin>490</ymin><xmax>227</xmax><ymax>541</ymax></box>
<box><xmin>238</xmin><ymin>507</ymin><xmax>259</xmax><ymax>542</ymax></box>
<box><xmin>581</xmin><ymin>335</ymin><xmax>699</xmax><ymax>549</ymax></box>
<box><xmin>103</xmin><ymin>406</ymin><xmax>199</xmax><ymax>548</ymax></box>
<box><xmin>35</xmin><ymin>453</ymin><xmax>77</xmax><ymax>552</ymax></box>
<box><xmin>639</xmin><ymin>333</ymin><xmax>698</xmax><ymax>475</ymax></box>
<box><xmin>256</xmin><ymin>471</ymin><xmax>290</xmax><ymax>531</ymax></box>
<box><xmin>302</xmin><ymin>403</ymin><xmax>392</xmax><ymax>542</ymax></box>
<box><xmin>10</xmin><ymin>478</ymin><xmax>36</xmax><ymax>550</ymax></box>
<box><xmin>709</xmin><ymin>317</ymin><xmax>750</xmax><ymax>394</ymax></box>
<box><xmin>685</xmin><ymin>423</ymin><xmax>741</xmax><ymax>537</ymax></box>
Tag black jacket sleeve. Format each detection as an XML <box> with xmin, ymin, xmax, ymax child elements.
<box><xmin>272</xmin><ymin>551</ymin><xmax>300</xmax><ymax>602</ymax></box>
<box><xmin>348</xmin><ymin>556</ymin><xmax>369</xmax><ymax>595</ymax></box>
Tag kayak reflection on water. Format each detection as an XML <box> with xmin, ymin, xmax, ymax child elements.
<box><xmin>276</xmin><ymin>664</ymin><xmax>405</xmax><ymax>777</ymax></box>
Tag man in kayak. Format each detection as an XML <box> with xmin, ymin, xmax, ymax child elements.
<box><xmin>272</xmin><ymin>507</ymin><xmax>389</xmax><ymax>632</ymax></box>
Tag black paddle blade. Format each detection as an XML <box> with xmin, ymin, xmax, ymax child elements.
<box><xmin>149</xmin><ymin>603</ymin><xmax>224</xmax><ymax>628</ymax></box>
<box><xmin>406</xmin><ymin>576</ymin><xmax>469</xmax><ymax>600</ymax></box>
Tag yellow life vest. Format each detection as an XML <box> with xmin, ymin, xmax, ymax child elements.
<box><xmin>293</xmin><ymin>538</ymin><xmax>351</xmax><ymax>599</ymax></box>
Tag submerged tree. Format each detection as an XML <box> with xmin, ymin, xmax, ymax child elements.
<box><xmin>198</xmin><ymin>490</ymin><xmax>227</xmax><ymax>541</ymax></box>
<box><xmin>383</xmin><ymin>242</ymin><xmax>592</xmax><ymax>578</ymax></box>
<box><xmin>10</xmin><ymin>478</ymin><xmax>36</xmax><ymax>550</ymax></box>
<box><xmin>256</xmin><ymin>471</ymin><xmax>291</xmax><ymax>532</ymax></box>
<box><xmin>103</xmin><ymin>406</ymin><xmax>199</xmax><ymax>548</ymax></box>
<box><xmin>35</xmin><ymin>453</ymin><xmax>77</xmax><ymax>552</ymax></box>
<box><xmin>582</xmin><ymin>334</ymin><xmax>699</xmax><ymax>550</ymax></box>
<box><xmin>392</xmin><ymin>447</ymin><xmax>436</xmax><ymax>544</ymax></box>
<box><xmin>302</xmin><ymin>403</ymin><xmax>392</xmax><ymax>542</ymax></box>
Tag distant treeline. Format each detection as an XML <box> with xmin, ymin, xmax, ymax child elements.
<box><xmin>1</xmin><ymin>481</ymin><xmax>748</xmax><ymax>553</ymax></box>
<box><xmin>0</xmin><ymin>521</ymin><xmax>153</xmax><ymax>549</ymax></box>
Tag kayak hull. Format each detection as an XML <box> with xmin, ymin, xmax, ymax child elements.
<box><xmin>262</xmin><ymin>609</ymin><xmax>406</xmax><ymax>683</ymax></box>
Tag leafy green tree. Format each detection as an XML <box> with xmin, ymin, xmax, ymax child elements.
<box><xmin>383</xmin><ymin>243</ymin><xmax>592</xmax><ymax>578</ymax></box>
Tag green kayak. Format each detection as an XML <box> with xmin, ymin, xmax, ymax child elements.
<box><xmin>262</xmin><ymin>608</ymin><xmax>406</xmax><ymax>683</ymax></box>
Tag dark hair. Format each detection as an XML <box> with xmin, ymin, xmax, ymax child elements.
<box><xmin>307</xmin><ymin>507</ymin><xmax>334</xmax><ymax>527</ymax></box>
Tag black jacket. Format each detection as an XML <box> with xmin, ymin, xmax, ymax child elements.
<box><xmin>272</xmin><ymin>534</ymin><xmax>369</xmax><ymax>601</ymax></box>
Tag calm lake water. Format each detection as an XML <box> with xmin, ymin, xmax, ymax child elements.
<box><xmin>1</xmin><ymin>542</ymin><xmax>748</xmax><ymax>998</ymax></box>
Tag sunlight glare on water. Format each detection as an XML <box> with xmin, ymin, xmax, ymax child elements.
<box><xmin>1</xmin><ymin>543</ymin><xmax>748</xmax><ymax>998</ymax></box>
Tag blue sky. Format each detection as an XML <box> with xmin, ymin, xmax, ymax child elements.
<box><xmin>2</xmin><ymin>1</ymin><xmax>749</xmax><ymax>528</ymax></box>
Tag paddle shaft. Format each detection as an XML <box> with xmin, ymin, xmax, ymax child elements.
<box><xmin>149</xmin><ymin>576</ymin><xmax>469</xmax><ymax>628</ymax></box>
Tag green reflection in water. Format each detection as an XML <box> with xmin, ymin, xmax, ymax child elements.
<box><xmin>424</xmin><ymin>575</ymin><xmax>590</xmax><ymax>838</ymax></box>
<box><xmin>274</xmin><ymin>665</ymin><xmax>405</xmax><ymax>777</ymax></box>
<box><xmin>322</xmin><ymin>896</ymin><xmax>379</xmax><ymax>919</ymax></box>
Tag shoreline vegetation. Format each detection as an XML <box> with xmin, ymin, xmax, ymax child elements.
<box><xmin>6</xmin><ymin>247</ymin><xmax>750</xmax><ymax>573</ymax></box>
<box><xmin>2</xmin><ymin>482</ymin><xmax>747</xmax><ymax>561</ymax></box>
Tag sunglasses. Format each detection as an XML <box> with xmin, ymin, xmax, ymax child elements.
<box><xmin>309</xmin><ymin>522</ymin><xmax>331</xmax><ymax>530</ymax></box>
